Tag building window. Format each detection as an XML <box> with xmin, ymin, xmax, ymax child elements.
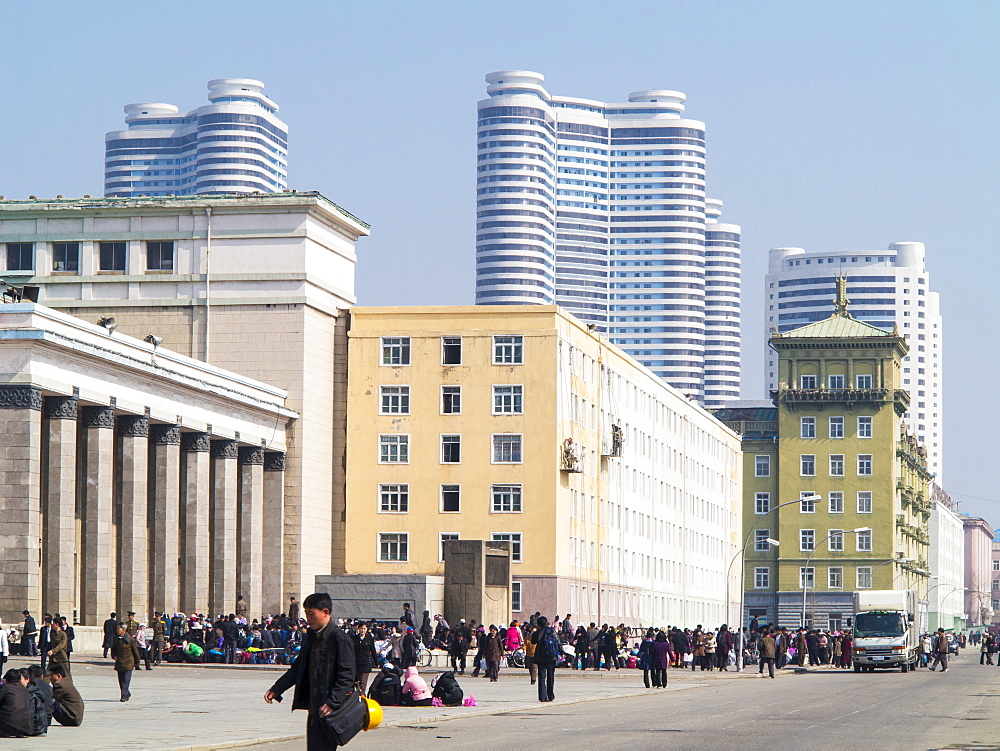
<box><xmin>857</xmin><ymin>454</ymin><xmax>873</xmax><ymax>475</ymax></box>
<box><xmin>511</xmin><ymin>581</ymin><xmax>522</xmax><ymax>611</ymax></box>
<box><xmin>381</xmin><ymin>337</ymin><xmax>410</xmax><ymax>366</ymax></box>
<box><xmin>5</xmin><ymin>243</ymin><xmax>34</xmax><ymax>273</ymax></box>
<box><xmin>441</xmin><ymin>434</ymin><xmax>461</xmax><ymax>463</ymax></box>
<box><xmin>754</xmin><ymin>567</ymin><xmax>770</xmax><ymax>589</ymax></box>
<box><xmin>380</xmin><ymin>386</ymin><xmax>410</xmax><ymax>414</ymax></box>
<box><xmin>378</xmin><ymin>484</ymin><xmax>408</xmax><ymax>513</ymax></box>
<box><xmin>856</xmin><ymin>374</ymin><xmax>873</xmax><ymax>388</ymax></box>
<box><xmin>754</xmin><ymin>492</ymin><xmax>771</xmax><ymax>515</ymax></box>
<box><xmin>379</xmin><ymin>435</ymin><xmax>409</xmax><ymax>463</ymax></box>
<box><xmin>491</xmin><ymin>532</ymin><xmax>522</xmax><ymax>562</ymax></box>
<box><xmin>829</xmin><ymin>454</ymin><xmax>844</xmax><ymax>476</ymax></box>
<box><xmin>754</xmin><ymin>530</ymin><xmax>772</xmax><ymax>552</ymax></box>
<box><xmin>857</xmin><ymin>566</ymin><xmax>873</xmax><ymax>589</ymax></box>
<box><xmin>492</xmin><ymin>484</ymin><xmax>523</xmax><ymax>513</ymax></box>
<box><xmin>379</xmin><ymin>533</ymin><xmax>408</xmax><ymax>562</ymax></box>
<box><xmin>146</xmin><ymin>240</ymin><xmax>174</xmax><ymax>271</ymax></box>
<box><xmin>442</xmin><ymin>386</ymin><xmax>461</xmax><ymax>414</ymax></box>
<box><xmin>52</xmin><ymin>242</ymin><xmax>79</xmax><ymax>272</ymax></box>
<box><xmin>857</xmin><ymin>491</ymin><xmax>872</xmax><ymax>514</ymax></box>
<box><xmin>800</xmin><ymin>416</ymin><xmax>816</xmax><ymax>439</ymax></box>
<box><xmin>800</xmin><ymin>529</ymin><xmax>815</xmax><ymax>551</ymax></box>
<box><xmin>99</xmin><ymin>241</ymin><xmax>127</xmax><ymax>272</ymax></box>
<box><xmin>800</xmin><ymin>492</ymin><xmax>816</xmax><ymax>513</ymax></box>
<box><xmin>829</xmin><ymin>567</ymin><xmax>843</xmax><ymax>589</ymax></box>
<box><xmin>493</xmin><ymin>385</ymin><xmax>524</xmax><ymax>414</ymax></box>
<box><xmin>828</xmin><ymin>374</ymin><xmax>845</xmax><ymax>389</ymax></box>
<box><xmin>800</xmin><ymin>374</ymin><xmax>817</xmax><ymax>389</ymax></box>
<box><xmin>799</xmin><ymin>567</ymin><xmax>815</xmax><ymax>589</ymax></box>
<box><xmin>441</xmin><ymin>484</ymin><xmax>461</xmax><ymax>513</ymax></box>
<box><xmin>493</xmin><ymin>434</ymin><xmax>523</xmax><ymax>463</ymax></box>
<box><xmin>856</xmin><ymin>530</ymin><xmax>873</xmax><ymax>552</ymax></box>
<box><xmin>994</xmin><ymin>560</ymin><xmax>1000</xmax><ymax>572</ymax></box>
<box><xmin>829</xmin><ymin>492</ymin><xmax>844</xmax><ymax>514</ymax></box>
<box><xmin>441</xmin><ymin>336</ymin><xmax>462</xmax><ymax>365</ymax></box>
<box><xmin>828</xmin><ymin>530</ymin><xmax>844</xmax><ymax>552</ymax></box>
<box><xmin>800</xmin><ymin>455</ymin><xmax>815</xmax><ymax>476</ymax></box>
<box><xmin>440</xmin><ymin>533</ymin><xmax>459</xmax><ymax>562</ymax></box>
<box><xmin>755</xmin><ymin>455</ymin><xmax>770</xmax><ymax>477</ymax></box>
<box><xmin>493</xmin><ymin>335</ymin><xmax>523</xmax><ymax>364</ymax></box>
<box><xmin>829</xmin><ymin>416</ymin><xmax>844</xmax><ymax>439</ymax></box>
<box><xmin>858</xmin><ymin>416</ymin><xmax>873</xmax><ymax>438</ymax></box>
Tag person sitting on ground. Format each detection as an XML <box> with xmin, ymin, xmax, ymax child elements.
<box><xmin>48</xmin><ymin>664</ymin><xmax>84</xmax><ymax>726</ymax></box>
<box><xmin>0</xmin><ymin>668</ymin><xmax>33</xmax><ymax>737</ymax></box>
<box><xmin>401</xmin><ymin>666</ymin><xmax>433</xmax><ymax>706</ymax></box>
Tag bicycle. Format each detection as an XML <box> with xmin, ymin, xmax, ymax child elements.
<box><xmin>417</xmin><ymin>644</ymin><xmax>434</xmax><ymax>668</ymax></box>
<box><xmin>508</xmin><ymin>648</ymin><xmax>526</xmax><ymax>668</ymax></box>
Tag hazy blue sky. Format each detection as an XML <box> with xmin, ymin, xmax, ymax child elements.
<box><xmin>2</xmin><ymin>1</ymin><xmax>998</xmax><ymax>521</ymax></box>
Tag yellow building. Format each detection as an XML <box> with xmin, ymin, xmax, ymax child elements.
<box><xmin>345</xmin><ymin>306</ymin><xmax>743</xmax><ymax>627</ymax></box>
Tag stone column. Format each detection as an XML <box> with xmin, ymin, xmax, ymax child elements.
<box><xmin>180</xmin><ymin>432</ymin><xmax>211</xmax><ymax>614</ymax></box>
<box><xmin>0</xmin><ymin>386</ymin><xmax>43</xmax><ymax>623</ymax></box>
<box><xmin>81</xmin><ymin>405</ymin><xmax>115</xmax><ymax>626</ymax></box>
<box><xmin>150</xmin><ymin>425</ymin><xmax>181</xmax><ymax>616</ymax></box>
<box><xmin>238</xmin><ymin>446</ymin><xmax>264</xmax><ymax>618</ymax></box>
<box><xmin>210</xmin><ymin>439</ymin><xmax>238</xmax><ymax>616</ymax></box>
<box><xmin>262</xmin><ymin>451</ymin><xmax>285</xmax><ymax>615</ymax></box>
<box><xmin>117</xmin><ymin>415</ymin><xmax>149</xmax><ymax>618</ymax></box>
<box><xmin>42</xmin><ymin>396</ymin><xmax>77</xmax><ymax>617</ymax></box>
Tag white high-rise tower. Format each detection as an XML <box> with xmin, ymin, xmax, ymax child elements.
<box><xmin>474</xmin><ymin>70</ymin><xmax>741</xmax><ymax>406</ymax></box>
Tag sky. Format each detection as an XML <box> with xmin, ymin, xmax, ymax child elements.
<box><xmin>2</xmin><ymin>0</ymin><xmax>999</xmax><ymax>522</ymax></box>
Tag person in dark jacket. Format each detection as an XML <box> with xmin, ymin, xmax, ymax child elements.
<box><xmin>530</xmin><ymin>617</ymin><xmax>557</xmax><ymax>703</ymax></box>
<box><xmin>400</xmin><ymin>627</ymin><xmax>419</xmax><ymax>669</ymax></box>
<box><xmin>637</xmin><ymin>628</ymin><xmax>655</xmax><ymax>687</ymax></box>
<box><xmin>650</xmin><ymin>631</ymin><xmax>672</xmax><ymax>688</ymax></box>
<box><xmin>48</xmin><ymin>664</ymin><xmax>84</xmax><ymax>726</ymax></box>
<box><xmin>0</xmin><ymin>668</ymin><xmax>34</xmax><ymax>737</ymax></box>
<box><xmin>419</xmin><ymin>611</ymin><xmax>433</xmax><ymax>646</ymax></box>
<box><xmin>352</xmin><ymin>623</ymin><xmax>379</xmax><ymax>694</ymax></box>
<box><xmin>112</xmin><ymin>624</ymin><xmax>140</xmax><ymax>702</ymax></box>
<box><xmin>47</xmin><ymin>621</ymin><xmax>70</xmax><ymax>677</ymax></box>
<box><xmin>265</xmin><ymin>593</ymin><xmax>356</xmax><ymax>751</ymax></box>
<box><xmin>37</xmin><ymin>617</ymin><xmax>52</xmax><ymax>673</ymax></box>
<box><xmin>482</xmin><ymin>625</ymin><xmax>503</xmax><ymax>682</ymax></box>
<box><xmin>20</xmin><ymin>612</ymin><xmax>38</xmax><ymax>657</ymax></box>
<box><xmin>102</xmin><ymin>612</ymin><xmax>118</xmax><ymax>658</ymax></box>
<box><xmin>23</xmin><ymin>666</ymin><xmax>52</xmax><ymax>735</ymax></box>
<box><xmin>572</xmin><ymin>626</ymin><xmax>589</xmax><ymax>670</ymax></box>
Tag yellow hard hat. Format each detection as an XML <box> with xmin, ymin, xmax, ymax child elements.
<box><xmin>363</xmin><ymin>696</ymin><xmax>382</xmax><ymax>730</ymax></box>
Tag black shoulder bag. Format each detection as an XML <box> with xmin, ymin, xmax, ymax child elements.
<box><xmin>322</xmin><ymin>689</ymin><xmax>369</xmax><ymax>746</ymax></box>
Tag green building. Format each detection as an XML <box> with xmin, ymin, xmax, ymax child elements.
<box><xmin>715</xmin><ymin>279</ymin><xmax>932</xmax><ymax>629</ymax></box>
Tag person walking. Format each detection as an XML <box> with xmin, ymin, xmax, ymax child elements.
<box><xmin>287</xmin><ymin>597</ymin><xmax>300</xmax><ymax>622</ymax></box>
<box><xmin>525</xmin><ymin>625</ymin><xmax>538</xmax><ymax>685</ymax></box>
<box><xmin>47</xmin><ymin>620</ymin><xmax>70</xmax><ymax>677</ymax></box>
<box><xmin>20</xmin><ymin>612</ymin><xmax>38</xmax><ymax>657</ymax></box>
<box><xmin>37</xmin><ymin>617</ymin><xmax>52</xmax><ymax>674</ymax></box>
<box><xmin>112</xmin><ymin>623</ymin><xmax>140</xmax><ymax>702</ymax></box>
<box><xmin>531</xmin><ymin>616</ymin><xmax>558</xmax><ymax>702</ymax></box>
<box><xmin>352</xmin><ymin>623</ymin><xmax>378</xmax><ymax>695</ymax></box>
<box><xmin>151</xmin><ymin>613</ymin><xmax>166</xmax><ymax>665</ymax></box>
<box><xmin>929</xmin><ymin>627</ymin><xmax>950</xmax><ymax>673</ymax></box>
<box><xmin>264</xmin><ymin>592</ymin><xmax>356</xmax><ymax>751</ymax></box>
<box><xmin>650</xmin><ymin>631</ymin><xmax>671</xmax><ymax>688</ymax></box>
<box><xmin>483</xmin><ymin>625</ymin><xmax>503</xmax><ymax>682</ymax></box>
<box><xmin>759</xmin><ymin>629</ymin><xmax>777</xmax><ymax>678</ymax></box>
<box><xmin>136</xmin><ymin>624</ymin><xmax>153</xmax><ymax>670</ymax></box>
<box><xmin>638</xmin><ymin>629</ymin><xmax>655</xmax><ymax>687</ymax></box>
<box><xmin>400</xmin><ymin>627</ymin><xmax>419</xmax><ymax>670</ymax></box>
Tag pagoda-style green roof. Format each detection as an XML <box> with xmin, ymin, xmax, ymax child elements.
<box><xmin>773</xmin><ymin>276</ymin><xmax>896</xmax><ymax>339</ymax></box>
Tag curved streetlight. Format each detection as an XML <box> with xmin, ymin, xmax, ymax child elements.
<box><xmin>925</xmin><ymin>583</ymin><xmax>966</xmax><ymax>632</ymax></box>
<box><xmin>801</xmin><ymin>527</ymin><xmax>871</xmax><ymax>629</ymax></box>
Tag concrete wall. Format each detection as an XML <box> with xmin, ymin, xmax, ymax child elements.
<box><xmin>315</xmin><ymin>574</ymin><xmax>444</xmax><ymax>622</ymax></box>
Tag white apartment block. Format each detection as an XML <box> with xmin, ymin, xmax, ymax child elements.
<box><xmin>765</xmin><ymin>242</ymin><xmax>943</xmax><ymax>479</ymax></box>
<box><xmin>928</xmin><ymin>500</ymin><xmax>965</xmax><ymax>631</ymax></box>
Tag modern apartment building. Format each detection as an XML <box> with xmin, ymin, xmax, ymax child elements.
<box><xmin>765</xmin><ymin>242</ymin><xmax>943</xmax><ymax>479</ymax></box>
<box><xmin>716</xmin><ymin>280</ymin><xmax>932</xmax><ymax>629</ymax></box>
<box><xmin>927</xmin><ymin>500</ymin><xmax>965</xmax><ymax>632</ymax></box>
<box><xmin>105</xmin><ymin>79</ymin><xmax>288</xmax><ymax>197</ymax></box>
<box><xmin>345</xmin><ymin>305</ymin><xmax>743</xmax><ymax>627</ymax></box>
<box><xmin>474</xmin><ymin>70</ymin><xmax>741</xmax><ymax>407</ymax></box>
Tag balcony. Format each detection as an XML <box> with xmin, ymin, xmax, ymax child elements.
<box><xmin>723</xmin><ymin>420</ymin><xmax>778</xmax><ymax>439</ymax></box>
<box><xmin>773</xmin><ymin>388</ymin><xmax>889</xmax><ymax>410</ymax></box>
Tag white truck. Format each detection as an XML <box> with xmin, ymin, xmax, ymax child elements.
<box><xmin>851</xmin><ymin>590</ymin><xmax>920</xmax><ymax>673</ymax></box>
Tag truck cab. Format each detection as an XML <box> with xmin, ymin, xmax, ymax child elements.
<box><xmin>851</xmin><ymin>590</ymin><xmax>920</xmax><ymax>673</ymax></box>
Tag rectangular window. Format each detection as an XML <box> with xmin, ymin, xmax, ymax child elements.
<box><xmin>994</xmin><ymin>560</ymin><xmax>1000</xmax><ymax>572</ymax></box>
<box><xmin>829</xmin><ymin>492</ymin><xmax>844</xmax><ymax>514</ymax></box>
<box><xmin>491</xmin><ymin>532</ymin><xmax>522</xmax><ymax>562</ymax></box>
<box><xmin>493</xmin><ymin>385</ymin><xmax>524</xmax><ymax>414</ymax></box>
<box><xmin>755</xmin><ymin>455</ymin><xmax>771</xmax><ymax>477</ymax></box>
<box><xmin>441</xmin><ymin>336</ymin><xmax>462</xmax><ymax>365</ymax></box>
<box><xmin>441</xmin><ymin>386</ymin><xmax>461</xmax><ymax>414</ymax></box>
<box><xmin>800</xmin><ymin>454</ymin><xmax>815</xmax><ymax>476</ymax></box>
<box><xmin>379</xmin><ymin>533</ymin><xmax>408</xmax><ymax>562</ymax></box>
<box><xmin>99</xmin><ymin>241</ymin><xmax>126</xmax><ymax>272</ymax></box>
<box><xmin>439</xmin><ymin>533</ymin><xmax>459</xmax><ymax>562</ymax></box>
<box><xmin>800</xmin><ymin>374</ymin><xmax>817</xmax><ymax>389</ymax></box>
<box><xmin>441</xmin><ymin>484</ymin><xmax>461</xmax><ymax>513</ymax></box>
<box><xmin>754</xmin><ymin>492</ymin><xmax>771</xmax><ymax>515</ymax></box>
<box><xmin>828</xmin><ymin>529</ymin><xmax>844</xmax><ymax>551</ymax></box>
<box><xmin>51</xmin><ymin>242</ymin><xmax>80</xmax><ymax>272</ymax></box>
<box><xmin>857</xmin><ymin>566</ymin><xmax>873</xmax><ymax>589</ymax></box>
<box><xmin>379</xmin><ymin>386</ymin><xmax>410</xmax><ymax>414</ymax></box>
<box><xmin>828</xmin><ymin>374</ymin><xmax>845</xmax><ymax>389</ymax></box>
<box><xmin>799</xmin><ymin>567</ymin><xmax>815</xmax><ymax>589</ymax></box>
<box><xmin>829</xmin><ymin>416</ymin><xmax>844</xmax><ymax>439</ymax></box>
<box><xmin>492</xmin><ymin>484</ymin><xmax>523</xmax><ymax>513</ymax></box>
<box><xmin>856</xmin><ymin>530</ymin><xmax>873</xmax><ymax>552</ymax></box>
<box><xmin>493</xmin><ymin>335</ymin><xmax>523</xmax><ymax>364</ymax></box>
<box><xmin>829</xmin><ymin>567</ymin><xmax>843</xmax><ymax>589</ymax></box>
<box><xmin>754</xmin><ymin>530</ymin><xmax>772</xmax><ymax>552</ymax></box>
<box><xmin>511</xmin><ymin>581</ymin><xmax>522</xmax><ymax>612</ymax></box>
<box><xmin>858</xmin><ymin>416</ymin><xmax>873</xmax><ymax>438</ymax></box>
<box><xmin>381</xmin><ymin>337</ymin><xmax>410</xmax><ymax>366</ymax></box>
<box><xmin>800</xmin><ymin>416</ymin><xmax>816</xmax><ymax>438</ymax></box>
<box><xmin>379</xmin><ymin>435</ymin><xmax>409</xmax><ymax>463</ymax></box>
<box><xmin>378</xmin><ymin>484</ymin><xmax>408</xmax><ymax>513</ymax></box>
<box><xmin>146</xmin><ymin>240</ymin><xmax>174</xmax><ymax>271</ymax></box>
<box><xmin>857</xmin><ymin>491</ymin><xmax>872</xmax><ymax>513</ymax></box>
<box><xmin>800</xmin><ymin>492</ymin><xmax>816</xmax><ymax>513</ymax></box>
<box><xmin>856</xmin><ymin>374</ymin><xmax>873</xmax><ymax>388</ymax></box>
<box><xmin>754</xmin><ymin>567</ymin><xmax>770</xmax><ymax>589</ymax></box>
<box><xmin>829</xmin><ymin>454</ymin><xmax>844</xmax><ymax>476</ymax></box>
<box><xmin>493</xmin><ymin>434</ymin><xmax>523</xmax><ymax>463</ymax></box>
<box><xmin>800</xmin><ymin>529</ymin><xmax>815</xmax><ymax>551</ymax></box>
<box><xmin>857</xmin><ymin>454</ymin><xmax>873</xmax><ymax>475</ymax></box>
<box><xmin>441</xmin><ymin>434</ymin><xmax>461</xmax><ymax>463</ymax></box>
<box><xmin>5</xmin><ymin>243</ymin><xmax>34</xmax><ymax>272</ymax></box>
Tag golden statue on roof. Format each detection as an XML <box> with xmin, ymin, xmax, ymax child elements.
<box><xmin>833</xmin><ymin>276</ymin><xmax>851</xmax><ymax>317</ymax></box>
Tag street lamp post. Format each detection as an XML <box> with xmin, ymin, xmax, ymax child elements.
<box><xmin>800</xmin><ymin>527</ymin><xmax>872</xmax><ymax>629</ymax></box>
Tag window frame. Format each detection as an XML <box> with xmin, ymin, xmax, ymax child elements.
<box><xmin>378</xmin><ymin>483</ymin><xmax>409</xmax><ymax>514</ymax></box>
<box><xmin>857</xmin><ymin>454</ymin><xmax>873</xmax><ymax>476</ymax></box>
<box><xmin>754</xmin><ymin>567</ymin><xmax>770</xmax><ymax>589</ymax></box>
<box><xmin>145</xmin><ymin>240</ymin><xmax>175</xmax><ymax>272</ymax></box>
<box><xmin>378</xmin><ymin>532</ymin><xmax>409</xmax><ymax>562</ymax></box>
<box><xmin>491</xmin><ymin>483</ymin><xmax>523</xmax><ymax>513</ymax></box>
<box><xmin>51</xmin><ymin>241</ymin><xmax>80</xmax><ymax>273</ymax></box>
<box><xmin>800</xmin><ymin>529</ymin><xmax>816</xmax><ymax>552</ymax></box>
<box><xmin>828</xmin><ymin>566</ymin><xmax>844</xmax><ymax>589</ymax></box>
<box><xmin>441</xmin><ymin>336</ymin><xmax>462</xmax><ymax>366</ymax></box>
<box><xmin>829</xmin><ymin>492</ymin><xmax>844</xmax><ymax>514</ymax></box>
<box><xmin>799</xmin><ymin>566</ymin><xmax>815</xmax><ymax>589</ymax></box>
<box><xmin>98</xmin><ymin>241</ymin><xmax>127</xmax><ymax>273</ymax></box>
<box><xmin>380</xmin><ymin>336</ymin><xmax>411</xmax><ymax>366</ymax></box>
<box><xmin>754</xmin><ymin>455</ymin><xmax>771</xmax><ymax>477</ymax></box>
<box><xmin>754</xmin><ymin>530</ymin><xmax>772</xmax><ymax>552</ymax></box>
<box><xmin>828</xmin><ymin>529</ymin><xmax>844</xmax><ymax>552</ymax></box>
<box><xmin>439</xmin><ymin>533</ymin><xmax>459</xmax><ymax>562</ymax></box>
<box><xmin>379</xmin><ymin>385</ymin><xmax>410</xmax><ymax>415</ymax></box>
<box><xmin>800</xmin><ymin>374</ymin><xmax>818</xmax><ymax>389</ymax></box>
<box><xmin>856</xmin><ymin>530</ymin><xmax>873</xmax><ymax>552</ymax></box>
<box><xmin>491</xmin><ymin>532</ymin><xmax>522</xmax><ymax>562</ymax></box>
<box><xmin>800</xmin><ymin>416</ymin><xmax>816</xmax><ymax>439</ymax></box>
<box><xmin>829</xmin><ymin>416</ymin><xmax>844</xmax><ymax>439</ymax></box>
<box><xmin>511</xmin><ymin>581</ymin><xmax>522</xmax><ymax>612</ymax></box>
<box><xmin>378</xmin><ymin>434</ymin><xmax>409</xmax><ymax>464</ymax></box>
<box><xmin>754</xmin><ymin>492</ymin><xmax>771</xmax><ymax>515</ymax></box>
<box><xmin>492</xmin><ymin>384</ymin><xmax>524</xmax><ymax>415</ymax></box>
<box><xmin>800</xmin><ymin>454</ymin><xmax>816</xmax><ymax>476</ymax></box>
<box><xmin>492</xmin><ymin>433</ymin><xmax>523</xmax><ymax>464</ymax></box>
<box><xmin>857</xmin><ymin>491</ymin><xmax>873</xmax><ymax>514</ymax></box>
<box><xmin>829</xmin><ymin>454</ymin><xmax>845</xmax><ymax>476</ymax></box>
<box><xmin>856</xmin><ymin>374</ymin><xmax>873</xmax><ymax>388</ymax></box>
<box><xmin>441</xmin><ymin>434</ymin><xmax>462</xmax><ymax>464</ymax></box>
<box><xmin>441</xmin><ymin>385</ymin><xmax>461</xmax><ymax>415</ymax></box>
<box><xmin>828</xmin><ymin>374</ymin><xmax>846</xmax><ymax>389</ymax></box>
<box><xmin>5</xmin><ymin>242</ymin><xmax>34</xmax><ymax>273</ymax></box>
<box><xmin>440</xmin><ymin>484</ymin><xmax>461</xmax><ymax>513</ymax></box>
<box><xmin>857</xmin><ymin>566</ymin><xmax>873</xmax><ymax>589</ymax></box>
<box><xmin>857</xmin><ymin>416</ymin><xmax>873</xmax><ymax>439</ymax></box>
<box><xmin>493</xmin><ymin>335</ymin><xmax>524</xmax><ymax>365</ymax></box>
<box><xmin>800</xmin><ymin>492</ymin><xmax>816</xmax><ymax>513</ymax></box>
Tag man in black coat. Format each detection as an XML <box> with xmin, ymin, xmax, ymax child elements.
<box><xmin>20</xmin><ymin>612</ymin><xmax>38</xmax><ymax>657</ymax></box>
<box><xmin>37</xmin><ymin>618</ymin><xmax>52</xmax><ymax>673</ymax></box>
<box><xmin>0</xmin><ymin>669</ymin><xmax>34</xmax><ymax>737</ymax></box>
<box><xmin>102</xmin><ymin>613</ymin><xmax>117</xmax><ymax>658</ymax></box>
<box><xmin>265</xmin><ymin>593</ymin><xmax>356</xmax><ymax>750</ymax></box>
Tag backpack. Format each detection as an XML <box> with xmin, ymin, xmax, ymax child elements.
<box><xmin>432</xmin><ymin>671</ymin><xmax>464</xmax><ymax>706</ymax></box>
<box><xmin>27</xmin><ymin>686</ymin><xmax>52</xmax><ymax>736</ymax></box>
<box><xmin>368</xmin><ymin>669</ymin><xmax>402</xmax><ymax>706</ymax></box>
<box><xmin>535</xmin><ymin>627</ymin><xmax>562</xmax><ymax>663</ymax></box>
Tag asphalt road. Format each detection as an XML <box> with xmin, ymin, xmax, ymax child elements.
<box><xmin>258</xmin><ymin>652</ymin><xmax>1000</xmax><ymax>751</ymax></box>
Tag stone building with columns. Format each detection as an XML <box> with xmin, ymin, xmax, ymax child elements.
<box><xmin>0</xmin><ymin>301</ymin><xmax>295</xmax><ymax>626</ymax></box>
